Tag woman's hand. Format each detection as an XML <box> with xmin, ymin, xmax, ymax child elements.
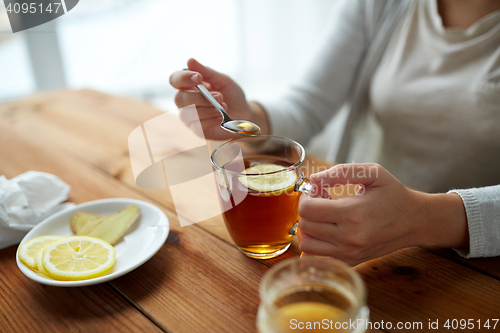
<box><xmin>169</xmin><ymin>58</ymin><xmax>270</xmax><ymax>140</ymax></box>
<box><xmin>297</xmin><ymin>163</ymin><xmax>469</xmax><ymax>266</ymax></box>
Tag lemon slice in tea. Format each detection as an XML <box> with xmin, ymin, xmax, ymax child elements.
<box><xmin>238</xmin><ymin>164</ymin><xmax>298</xmax><ymax>195</ymax></box>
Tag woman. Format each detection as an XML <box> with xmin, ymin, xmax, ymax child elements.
<box><xmin>169</xmin><ymin>0</ymin><xmax>500</xmax><ymax>265</ymax></box>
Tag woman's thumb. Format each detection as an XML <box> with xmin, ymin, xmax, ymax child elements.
<box><xmin>310</xmin><ymin>163</ymin><xmax>380</xmax><ymax>187</ymax></box>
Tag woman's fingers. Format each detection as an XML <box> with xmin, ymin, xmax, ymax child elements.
<box><xmin>297</xmin><ymin>228</ymin><xmax>364</xmax><ymax>266</ymax></box>
<box><xmin>188</xmin><ymin>118</ymin><xmax>219</xmax><ymax>138</ymax></box>
<box><xmin>297</xmin><ymin>229</ymin><xmax>340</xmax><ymax>257</ymax></box>
<box><xmin>298</xmin><ymin>217</ymin><xmax>339</xmax><ymax>243</ymax></box>
<box><xmin>190</xmin><ymin>119</ymin><xmax>239</xmax><ymax>140</ymax></box>
<box><xmin>298</xmin><ymin>195</ymin><xmax>354</xmax><ymax>223</ymax></box>
<box><xmin>181</xmin><ymin>106</ymin><xmax>238</xmax><ymax>140</ymax></box>
<box><xmin>175</xmin><ymin>90</ymin><xmax>224</xmax><ymax>108</ymax></box>
<box><xmin>179</xmin><ymin>104</ymin><xmax>227</xmax><ymax>124</ymax></box>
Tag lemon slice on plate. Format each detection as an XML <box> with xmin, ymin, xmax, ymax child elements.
<box><xmin>18</xmin><ymin>235</ymin><xmax>66</xmax><ymax>270</ymax></box>
<box><xmin>42</xmin><ymin>236</ymin><xmax>116</xmax><ymax>281</ymax></box>
<box><xmin>35</xmin><ymin>245</ymin><xmax>52</xmax><ymax>276</ymax></box>
<box><xmin>238</xmin><ymin>164</ymin><xmax>298</xmax><ymax>195</ymax></box>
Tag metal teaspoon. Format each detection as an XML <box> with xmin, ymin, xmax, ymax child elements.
<box><xmin>196</xmin><ymin>84</ymin><xmax>261</xmax><ymax>137</ymax></box>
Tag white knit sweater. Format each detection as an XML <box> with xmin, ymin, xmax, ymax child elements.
<box><xmin>260</xmin><ymin>0</ymin><xmax>500</xmax><ymax>258</ymax></box>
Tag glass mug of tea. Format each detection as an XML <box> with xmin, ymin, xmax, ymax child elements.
<box><xmin>257</xmin><ymin>257</ymin><xmax>369</xmax><ymax>333</ymax></box>
<box><xmin>210</xmin><ymin>135</ymin><xmax>314</xmax><ymax>259</ymax></box>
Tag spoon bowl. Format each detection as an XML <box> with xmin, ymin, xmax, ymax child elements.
<box><xmin>222</xmin><ymin>120</ymin><xmax>261</xmax><ymax>137</ymax></box>
<box><xmin>196</xmin><ymin>84</ymin><xmax>261</xmax><ymax>137</ymax></box>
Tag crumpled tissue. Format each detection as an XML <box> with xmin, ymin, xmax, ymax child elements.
<box><xmin>0</xmin><ymin>171</ymin><xmax>74</xmax><ymax>250</ymax></box>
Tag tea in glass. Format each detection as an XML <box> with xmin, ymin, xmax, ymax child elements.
<box><xmin>218</xmin><ymin>155</ymin><xmax>300</xmax><ymax>258</ymax></box>
<box><xmin>211</xmin><ymin>136</ymin><xmax>310</xmax><ymax>259</ymax></box>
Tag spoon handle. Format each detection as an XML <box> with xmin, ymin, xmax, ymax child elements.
<box><xmin>196</xmin><ymin>84</ymin><xmax>231</xmax><ymax>122</ymax></box>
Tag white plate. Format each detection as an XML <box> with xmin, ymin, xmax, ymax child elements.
<box><xmin>16</xmin><ymin>198</ymin><xmax>169</xmax><ymax>287</ymax></box>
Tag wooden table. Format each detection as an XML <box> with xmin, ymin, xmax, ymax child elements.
<box><xmin>0</xmin><ymin>90</ymin><xmax>499</xmax><ymax>333</ymax></box>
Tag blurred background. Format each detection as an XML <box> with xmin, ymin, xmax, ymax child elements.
<box><xmin>0</xmin><ymin>0</ymin><xmax>336</xmax><ymax>112</ymax></box>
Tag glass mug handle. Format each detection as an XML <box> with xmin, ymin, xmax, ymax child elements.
<box><xmin>289</xmin><ymin>175</ymin><xmax>313</xmax><ymax>236</ymax></box>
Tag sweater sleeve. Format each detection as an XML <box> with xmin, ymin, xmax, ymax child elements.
<box><xmin>448</xmin><ymin>185</ymin><xmax>500</xmax><ymax>258</ymax></box>
<box><xmin>257</xmin><ymin>0</ymin><xmax>370</xmax><ymax>146</ymax></box>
